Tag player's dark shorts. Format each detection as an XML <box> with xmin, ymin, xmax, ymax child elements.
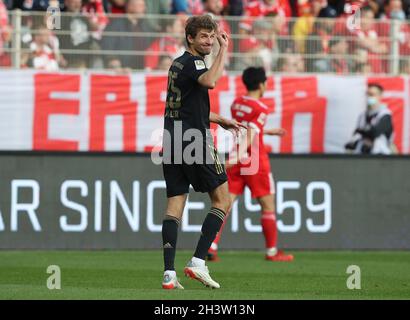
<box><xmin>162</xmin><ymin>153</ymin><xmax>228</xmax><ymax>198</ymax></box>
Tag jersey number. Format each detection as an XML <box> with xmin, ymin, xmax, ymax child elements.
<box><xmin>167</xmin><ymin>71</ymin><xmax>182</xmax><ymax>109</ymax></box>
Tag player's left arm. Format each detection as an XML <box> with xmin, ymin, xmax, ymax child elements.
<box><xmin>209</xmin><ymin>112</ymin><xmax>247</xmax><ymax>134</ymax></box>
<box><xmin>264</xmin><ymin>128</ymin><xmax>287</xmax><ymax>136</ymax></box>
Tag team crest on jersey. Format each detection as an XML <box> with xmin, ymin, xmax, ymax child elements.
<box><xmin>194</xmin><ymin>60</ymin><xmax>206</xmax><ymax>70</ymax></box>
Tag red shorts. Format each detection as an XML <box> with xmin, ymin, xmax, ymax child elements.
<box><xmin>227</xmin><ymin>165</ymin><xmax>275</xmax><ymax>198</ymax></box>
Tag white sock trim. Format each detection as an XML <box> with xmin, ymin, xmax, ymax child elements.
<box><xmin>210</xmin><ymin>242</ymin><xmax>218</xmax><ymax>251</ymax></box>
<box><xmin>266</xmin><ymin>247</ymin><xmax>278</xmax><ymax>257</ymax></box>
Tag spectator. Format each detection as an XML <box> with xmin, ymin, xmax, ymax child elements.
<box><xmin>393</xmin><ymin>10</ymin><xmax>410</xmax><ymax>65</ymax></box>
<box><xmin>0</xmin><ymin>0</ymin><xmax>11</xmax><ymax>67</ymax></box>
<box><xmin>12</xmin><ymin>0</ymin><xmax>64</xmax><ymax>11</ymax></box>
<box><xmin>224</xmin><ymin>0</ymin><xmax>244</xmax><ymax>15</ymax></box>
<box><xmin>58</xmin><ymin>0</ymin><xmax>99</xmax><ymax>68</ymax></box>
<box><xmin>107</xmin><ymin>57</ymin><xmax>122</xmax><ymax>69</ymax></box>
<box><xmin>109</xmin><ymin>0</ymin><xmax>127</xmax><ymax>13</ymax></box>
<box><xmin>269</xmin><ymin>10</ymin><xmax>293</xmax><ymax>52</ymax></box>
<box><xmin>404</xmin><ymin>0</ymin><xmax>410</xmax><ymax>18</ymax></box>
<box><xmin>15</xmin><ymin>11</ymin><xmax>56</xmax><ymax>64</ymax></box>
<box><xmin>240</xmin><ymin>0</ymin><xmax>291</xmax><ymax>33</ymax></box>
<box><xmin>292</xmin><ymin>0</ymin><xmax>325</xmax><ymax>53</ymax></box>
<box><xmin>335</xmin><ymin>1</ymin><xmax>384</xmax><ymax>34</ymax></box>
<box><xmin>380</xmin><ymin>0</ymin><xmax>406</xmax><ymax>20</ymax></box>
<box><xmin>106</xmin><ymin>56</ymin><xmax>132</xmax><ymax>73</ymax></box>
<box><xmin>352</xmin><ymin>47</ymin><xmax>372</xmax><ymax>73</ymax></box>
<box><xmin>354</xmin><ymin>6</ymin><xmax>389</xmax><ymax>73</ymax></box>
<box><xmin>313</xmin><ymin>37</ymin><xmax>353</xmax><ymax>74</ymax></box>
<box><xmin>144</xmin><ymin>16</ymin><xmax>185</xmax><ymax>71</ymax></box>
<box><xmin>399</xmin><ymin>58</ymin><xmax>410</xmax><ymax>74</ymax></box>
<box><xmin>345</xmin><ymin>83</ymin><xmax>395</xmax><ymax>154</ymax></box>
<box><xmin>368</xmin><ymin>0</ymin><xmax>384</xmax><ymax>16</ymax></box>
<box><xmin>236</xmin><ymin>18</ymin><xmax>280</xmax><ymax>72</ymax></box>
<box><xmin>156</xmin><ymin>54</ymin><xmax>173</xmax><ymax>70</ymax></box>
<box><xmin>3</xmin><ymin>0</ymin><xmax>12</xmax><ymax>9</ymax></box>
<box><xmin>338</xmin><ymin>1</ymin><xmax>382</xmax><ymax>14</ymax></box>
<box><xmin>145</xmin><ymin>0</ymin><xmax>171</xmax><ymax>32</ymax></box>
<box><xmin>101</xmin><ymin>0</ymin><xmax>150</xmax><ymax>69</ymax></box>
<box><xmin>82</xmin><ymin>0</ymin><xmax>109</xmax><ymax>41</ymax></box>
<box><xmin>355</xmin><ymin>62</ymin><xmax>373</xmax><ymax>74</ymax></box>
<box><xmin>398</xmin><ymin>19</ymin><xmax>410</xmax><ymax>58</ymax></box>
<box><xmin>276</xmin><ymin>52</ymin><xmax>305</xmax><ymax>72</ymax></box>
<box><xmin>244</xmin><ymin>0</ymin><xmax>292</xmax><ymax>17</ymax></box>
<box><xmin>305</xmin><ymin>5</ymin><xmax>338</xmax><ymax>72</ymax></box>
<box><xmin>23</xmin><ymin>25</ymin><xmax>62</xmax><ymax>71</ymax></box>
<box><xmin>203</xmin><ymin>0</ymin><xmax>223</xmax><ymax>13</ymax></box>
<box><xmin>171</xmin><ymin>0</ymin><xmax>204</xmax><ymax>14</ymax></box>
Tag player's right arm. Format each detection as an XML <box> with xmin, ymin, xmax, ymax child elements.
<box><xmin>226</xmin><ymin>127</ymin><xmax>257</xmax><ymax>169</ymax></box>
<box><xmin>197</xmin><ymin>31</ymin><xmax>229</xmax><ymax>89</ymax></box>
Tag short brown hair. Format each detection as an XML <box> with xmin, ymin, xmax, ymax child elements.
<box><xmin>185</xmin><ymin>14</ymin><xmax>218</xmax><ymax>47</ymax></box>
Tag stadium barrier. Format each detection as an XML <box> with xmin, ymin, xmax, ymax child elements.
<box><xmin>1</xmin><ymin>11</ymin><xmax>410</xmax><ymax>74</ymax></box>
<box><xmin>0</xmin><ymin>152</ymin><xmax>409</xmax><ymax>249</ymax></box>
<box><xmin>1</xmin><ymin>70</ymin><xmax>410</xmax><ymax>154</ymax></box>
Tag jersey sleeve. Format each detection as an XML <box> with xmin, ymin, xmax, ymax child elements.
<box><xmin>182</xmin><ymin>56</ymin><xmax>208</xmax><ymax>82</ymax></box>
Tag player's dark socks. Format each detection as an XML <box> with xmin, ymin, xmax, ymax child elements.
<box><xmin>162</xmin><ymin>215</ymin><xmax>180</xmax><ymax>271</ymax></box>
<box><xmin>194</xmin><ymin>207</ymin><xmax>225</xmax><ymax>260</ymax></box>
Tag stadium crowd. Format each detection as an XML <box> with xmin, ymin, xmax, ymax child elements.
<box><xmin>0</xmin><ymin>0</ymin><xmax>410</xmax><ymax>74</ymax></box>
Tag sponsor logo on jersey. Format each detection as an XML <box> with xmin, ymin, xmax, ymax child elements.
<box><xmin>194</xmin><ymin>60</ymin><xmax>206</xmax><ymax>70</ymax></box>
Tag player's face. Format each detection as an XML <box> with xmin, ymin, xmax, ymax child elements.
<box><xmin>190</xmin><ymin>29</ymin><xmax>216</xmax><ymax>56</ymax></box>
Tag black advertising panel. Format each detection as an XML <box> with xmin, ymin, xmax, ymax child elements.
<box><xmin>0</xmin><ymin>153</ymin><xmax>409</xmax><ymax>249</ymax></box>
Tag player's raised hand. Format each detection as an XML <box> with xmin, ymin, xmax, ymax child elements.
<box><xmin>265</xmin><ymin>128</ymin><xmax>287</xmax><ymax>136</ymax></box>
<box><xmin>216</xmin><ymin>29</ymin><xmax>229</xmax><ymax>49</ymax></box>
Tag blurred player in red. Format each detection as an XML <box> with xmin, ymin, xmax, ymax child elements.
<box><xmin>208</xmin><ymin>66</ymin><xmax>294</xmax><ymax>262</ymax></box>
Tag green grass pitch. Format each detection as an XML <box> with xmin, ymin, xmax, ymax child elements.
<box><xmin>0</xmin><ymin>250</ymin><xmax>409</xmax><ymax>299</ymax></box>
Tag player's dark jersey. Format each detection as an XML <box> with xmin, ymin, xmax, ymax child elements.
<box><xmin>161</xmin><ymin>51</ymin><xmax>227</xmax><ymax>198</ymax></box>
<box><xmin>164</xmin><ymin>51</ymin><xmax>210</xmax><ymax>135</ymax></box>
